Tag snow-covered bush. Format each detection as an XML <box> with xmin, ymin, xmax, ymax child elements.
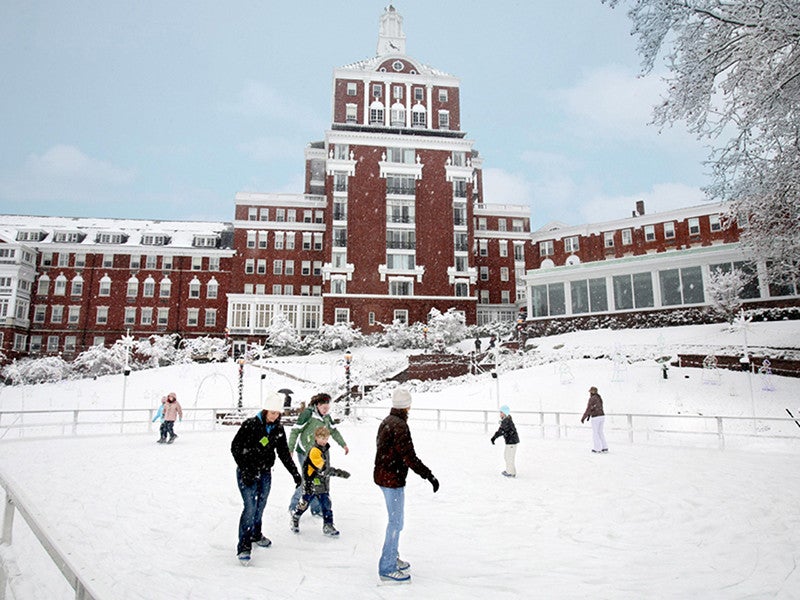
<box><xmin>265</xmin><ymin>312</ymin><xmax>302</xmax><ymax>355</ymax></box>
<box><xmin>377</xmin><ymin>319</ymin><xmax>424</xmax><ymax>349</ymax></box>
<box><xmin>426</xmin><ymin>307</ymin><xmax>469</xmax><ymax>346</ymax></box>
<box><xmin>133</xmin><ymin>334</ymin><xmax>188</xmax><ymax>367</ymax></box>
<box><xmin>301</xmin><ymin>322</ymin><xmax>364</xmax><ymax>353</ymax></box>
<box><xmin>72</xmin><ymin>344</ymin><xmax>128</xmax><ymax>378</ymax></box>
<box><xmin>181</xmin><ymin>336</ymin><xmax>229</xmax><ymax>362</ymax></box>
<box><xmin>1</xmin><ymin>356</ymin><xmax>72</xmax><ymax>385</ymax></box>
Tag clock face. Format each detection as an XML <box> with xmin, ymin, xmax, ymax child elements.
<box><xmin>392</xmin><ymin>60</ymin><xmax>404</xmax><ymax>72</ymax></box>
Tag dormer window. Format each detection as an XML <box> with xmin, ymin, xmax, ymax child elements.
<box><xmin>53</xmin><ymin>231</ymin><xmax>85</xmax><ymax>243</ymax></box>
<box><xmin>16</xmin><ymin>230</ymin><xmax>44</xmax><ymax>242</ymax></box>
<box><xmin>142</xmin><ymin>234</ymin><xmax>169</xmax><ymax>246</ymax></box>
<box><xmin>192</xmin><ymin>235</ymin><xmax>219</xmax><ymax>248</ymax></box>
<box><xmin>96</xmin><ymin>232</ymin><xmax>126</xmax><ymax>244</ymax></box>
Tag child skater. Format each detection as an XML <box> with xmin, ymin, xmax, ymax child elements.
<box><xmin>153</xmin><ymin>396</ymin><xmax>168</xmax><ymax>443</ymax></box>
<box><xmin>490</xmin><ymin>405</ymin><xmax>520</xmax><ymax>477</ymax></box>
<box><xmin>162</xmin><ymin>392</ymin><xmax>183</xmax><ymax>444</ymax></box>
<box><xmin>291</xmin><ymin>426</ymin><xmax>350</xmax><ymax>537</ymax></box>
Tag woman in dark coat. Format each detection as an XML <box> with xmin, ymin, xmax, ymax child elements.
<box><xmin>581</xmin><ymin>386</ymin><xmax>608</xmax><ymax>453</ymax></box>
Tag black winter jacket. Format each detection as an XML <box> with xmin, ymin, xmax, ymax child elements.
<box><xmin>373</xmin><ymin>408</ymin><xmax>432</xmax><ymax>488</ymax></box>
<box><xmin>231</xmin><ymin>411</ymin><xmax>301</xmax><ymax>484</ymax></box>
<box><xmin>302</xmin><ymin>441</ymin><xmax>348</xmax><ymax>495</ymax></box>
<box><xmin>491</xmin><ymin>415</ymin><xmax>520</xmax><ymax>445</ymax></box>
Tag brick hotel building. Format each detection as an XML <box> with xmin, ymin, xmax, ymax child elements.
<box><xmin>0</xmin><ymin>6</ymin><xmax>796</xmax><ymax>362</ymax></box>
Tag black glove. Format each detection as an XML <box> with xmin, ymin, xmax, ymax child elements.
<box><xmin>491</xmin><ymin>437</ymin><xmax>496</xmax><ymax>445</ymax></box>
<box><xmin>338</xmin><ymin>470</ymin><xmax>351</xmax><ymax>479</ymax></box>
<box><xmin>428</xmin><ymin>475</ymin><xmax>439</xmax><ymax>493</ymax></box>
<box><xmin>293</xmin><ymin>473</ymin><xmax>303</xmax><ymax>487</ymax></box>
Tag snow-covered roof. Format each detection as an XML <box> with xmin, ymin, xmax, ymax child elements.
<box><xmin>0</xmin><ymin>214</ymin><xmax>233</xmax><ymax>251</ymax></box>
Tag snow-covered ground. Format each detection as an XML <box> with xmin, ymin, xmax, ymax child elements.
<box><xmin>1</xmin><ymin>322</ymin><xmax>800</xmax><ymax>599</ymax></box>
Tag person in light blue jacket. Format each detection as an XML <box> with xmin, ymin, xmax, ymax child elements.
<box><xmin>152</xmin><ymin>397</ymin><xmax>168</xmax><ymax>443</ymax></box>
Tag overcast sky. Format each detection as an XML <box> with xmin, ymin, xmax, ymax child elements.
<box><xmin>0</xmin><ymin>1</ymin><xmax>712</xmax><ymax>229</ymax></box>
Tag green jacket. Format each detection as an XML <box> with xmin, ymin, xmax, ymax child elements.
<box><xmin>288</xmin><ymin>407</ymin><xmax>347</xmax><ymax>456</ymax></box>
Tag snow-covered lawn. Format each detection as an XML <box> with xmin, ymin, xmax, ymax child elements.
<box><xmin>1</xmin><ymin>322</ymin><xmax>799</xmax><ymax>599</ymax></box>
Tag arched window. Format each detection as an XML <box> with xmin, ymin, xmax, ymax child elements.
<box><xmin>188</xmin><ymin>277</ymin><xmax>201</xmax><ymax>299</ymax></box>
<box><xmin>411</xmin><ymin>103</ymin><xmax>426</xmax><ymax>128</ymax></box>
<box><xmin>207</xmin><ymin>277</ymin><xmax>219</xmax><ymax>299</ymax></box>
<box><xmin>143</xmin><ymin>276</ymin><xmax>156</xmax><ymax>297</ymax></box>
<box><xmin>369</xmin><ymin>100</ymin><xmax>385</xmax><ymax>125</ymax></box>
<box><xmin>54</xmin><ymin>274</ymin><xmax>68</xmax><ymax>296</ymax></box>
<box><xmin>160</xmin><ymin>276</ymin><xmax>171</xmax><ymax>298</ymax></box>
<box><xmin>390</xmin><ymin>102</ymin><xmax>405</xmax><ymax>127</ymax></box>
<box><xmin>71</xmin><ymin>275</ymin><xmax>84</xmax><ymax>296</ymax></box>
<box><xmin>98</xmin><ymin>275</ymin><xmax>112</xmax><ymax>296</ymax></box>
<box><xmin>127</xmin><ymin>276</ymin><xmax>139</xmax><ymax>298</ymax></box>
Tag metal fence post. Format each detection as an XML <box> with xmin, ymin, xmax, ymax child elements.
<box><xmin>540</xmin><ymin>412</ymin><xmax>545</xmax><ymax>439</ymax></box>
<box><xmin>717</xmin><ymin>417</ymin><xmax>725</xmax><ymax>450</ymax></box>
<box><xmin>72</xmin><ymin>410</ymin><xmax>79</xmax><ymax>436</ymax></box>
<box><xmin>555</xmin><ymin>413</ymin><xmax>561</xmax><ymax>438</ymax></box>
<box><xmin>628</xmin><ymin>414</ymin><xmax>634</xmax><ymax>444</ymax></box>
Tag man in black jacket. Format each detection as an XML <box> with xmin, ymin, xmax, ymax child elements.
<box><xmin>230</xmin><ymin>392</ymin><xmax>301</xmax><ymax>564</ymax></box>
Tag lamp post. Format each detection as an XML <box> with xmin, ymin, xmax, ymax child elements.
<box><xmin>120</xmin><ymin>329</ymin><xmax>133</xmax><ymax>432</ymax></box>
<box><xmin>237</xmin><ymin>357</ymin><xmax>245</xmax><ymax>412</ymax></box>
<box><xmin>422</xmin><ymin>326</ymin><xmax>428</xmax><ymax>352</ymax></box>
<box><xmin>344</xmin><ymin>349</ymin><xmax>352</xmax><ymax>416</ymax></box>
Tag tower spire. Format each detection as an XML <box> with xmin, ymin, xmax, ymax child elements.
<box><xmin>377</xmin><ymin>5</ymin><xmax>406</xmax><ymax>56</ymax></box>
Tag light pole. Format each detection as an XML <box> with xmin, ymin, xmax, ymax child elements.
<box><xmin>121</xmin><ymin>329</ymin><xmax>133</xmax><ymax>432</ymax></box>
<box><xmin>237</xmin><ymin>357</ymin><xmax>245</xmax><ymax>412</ymax></box>
<box><xmin>422</xmin><ymin>326</ymin><xmax>428</xmax><ymax>352</ymax></box>
<box><xmin>344</xmin><ymin>349</ymin><xmax>352</xmax><ymax>416</ymax></box>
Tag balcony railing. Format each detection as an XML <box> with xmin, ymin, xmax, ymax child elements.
<box><xmin>386</xmin><ymin>185</ymin><xmax>416</xmax><ymax>196</ymax></box>
<box><xmin>386</xmin><ymin>240</ymin><xmax>416</xmax><ymax>250</ymax></box>
<box><xmin>387</xmin><ymin>215</ymin><xmax>415</xmax><ymax>224</ymax></box>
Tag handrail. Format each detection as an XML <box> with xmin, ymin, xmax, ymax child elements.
<box><xmin>1</xmin><ymin>470</ymin><xmax>108</xmax><ymax>600</ymax></box>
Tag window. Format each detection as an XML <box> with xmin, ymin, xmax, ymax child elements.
<box><xmin>302</xmin><ymin>261</ymin><xmax>311</xmax><ymax>276</ymax></box>
<box><xmin>57</xmin><ymin>253</ymin><xmax>69</xmax><ymax>267</ymax></box>
<box><xmin>124</xmin><ymin>307</ymin><xmax>136</xmax><ymax>325</ymax></box>
<box><xmin>530</xmin><ymin>283</ymin><xmax>566</xmax><ymax>317</ymax></box>
<box><xmin>389</xmin><ymin>279</ymin><xmax>412</xmax><ymax>296</ymax></box>
<box><xmin>187</xmin><ymin>308</ymin><xmax>199</xmax><ymax>327</ymax></box>
<box><xmin>246</xmin><ymin>231</ymin><xmax>256</xmax><ymax>248</ymax></box>
<box><xmin>479</xmin><ymin>290</ymin><xmax>490</xmax><ymax>304</ymax></box>
<box><xmin>189</xmin><ymin>278</ymin><xmax>201</xmax><ymax>298</ymax></box>
<box><xmin>411</xmin><ymin>105</ymin><xmax>426</xmax><ymax>127</ymax></box>
<box><xmin>480</xmin><ymin>266</ymin><xmax>489</xmax><ymax>281</ymax></box>
<box><xmin>64</xmin><ymin>336</ymin><xmax>76</xmax><ymax>353</ymax></box>
<box><xmin>130</xmin><ymin>255</ymin><xmax>141</xmax><ymax>269</ymax></box>
<box><xmin>29</xmin><ymin>335</ymin><xmax>42</xmax><ymax>353</ymax></box>
<box><xmin>75</xmin><ymin>253</ymin><xmax>86</xmax><ymax>267</ymax></box>
<box><xmin>37</xmin><ymin>277</ymin><xmax>50</xmax><ymax>296</ymax></box>
<box><xmin>47</xmin><ymin>336</ymin><xmax>59</xmax><ymax>352</ymax></box>
<box><xmin>96</xmin><ymin>307</ymin><xmax>109</xmax><ymax>325</ymax></box>
<box><xmin>51</xmin><ymin>305</ymin><xmax>63</xmax><ymax>323</ymax></box>
<box><xmin>500</xmin><ymin>267</ymin><xmax>509</xmax><ymax>282</ymax></box>
<box><xmin>390</xmin><ymin>103</ymin><xmax>405</xmax><ymax>126</ymax></box>
<box><xmin>287</xmin><ymin>209</ymin><xmax>296</xmax><ymax>223</ymax></box>
<box><xmin>688</xmin><ymin>218</ymin><xmax>700</xmax><ymax>236</ymax></box>
<box><xmin>141</xmin><ymin>307</ymin><xmax>153</xmax><ymax>325</ymax></box>
<box><xmin>248</xmin><ymin>207</ymin><xmax>257</xmax><ymax>221</ymax></box>
<box><xmin>257</xmin><ymin>259</ymin><xmax>266</xmax><ymax>275</ymax></box>
<box><xmin>273</xmin><ymin>260</ymin><xmax>283</xmax><ymax>275</ymax></box>
<box><xmin>98</xmin><ymin>277</ymin><xmax>111</xmax><ymax>296</ymax></box>
<box><xmin>274</xmin><ymin>232</ymin><xmax>285</xmax><ymax>250</ymax></box>
<box><xmin>659</xmin><ymin>266</ymin><xmax>705</xmax><ymax>305</ymax></box>
<box><xmin>347</xmin><ymin>82</ymin><xmax>357</xmax><ymax>96</ymax></box>
<box><xmin>145</xmin><ymin>255</ymin><xmax>157</xmax><ymax>269</ymax></box>
<box><xmin>159</xmin><ymin>278</ymin><xmax>171</xmax><ymax>298</ymax></box>
<box><xmin>386</xmin><ymin>175</ymin><xmax>416</xmax><ymax>195</ymax></box>
<box><xmin>540</xmin><ymin>240</ymin><xmax>554</xmax><ymax>257</ymax></box>
<box><xmin>414</xmin><ymin>87</ymin><xmax>424</xmax><ymax>101</ymax></box>
<box><xmin>345</xmin><ymin>104</ymin><xmax>358</xmax><ymax>123</ymax></box>
<box><xmin>604</xmin><ymin>232</ymin><xmax>615</xmax><ymax>248</ymax></box>
<box><xmin>70</xmin><ymin>275</ymin><xmax>83</xmax><ymax>296</ymax></box>
<box><xmin>245</xmin><ymin>259</ymin><xmax>254</xmax><ymax>275</ymax></box>
<box><xmin>499</xmin><ymin>241</ymin><xmax>508</xmax><ymax>258</ymax></box>
<box><xmin>644</xmin><ymin>225</ymin><xmax>656</xmax><ymax>242</ymax></box>
<box><xmin>478</xmin><ymin>239</ymin><xmax>488</xmax><ymax>256</ymax></box>
<box><xmin>438</xmin><ymin>89</ymin><xmax>448</xmax><ymax>102</ymax></box>
<box><xmin>455</xmin><ymin>282</ymin><xmax>469</xmax><ymax>297</ymax></box>
<box><xmin>370</xmin><ymin>101</ymin><xmax>385</xmax><ymax>125</ymax></box>
<box><xmin>93</xmin><ymin>336</ymin><xmax>105</xmax><ymax>347</ymax></box>
<box><xmin>68</xmin><ymin>306</ymin><xmax>80</xmax><ymax>324</ymax></box>
<box><xmin>497</xmin><ymin>218</ymin><xmax>507</xmax><ymax>232</ymax></box>
<box><xmin>393</xmin><ymin>309</ymin><xmax>409</xmax><ymax>324</ymax></box>
<box><xmin>477</xmin><ymin>218</ymin><xmax>487</xmax><ymax>231</ymax></box>
<box><xmin>34</xmin><ymin>305</ymin><xmax>46</xmax><ymax>323</ymax></box>
<box><xmin>313</xmin><ymin>261</ymin><xmax>322</xmax><ymax>275</ymax></box>
<box><xmin>372</xmin><ymin>84</ymin><xmax>382</xmax><ymax>98</ymax></box>
<box><xmin>710</xmin><ymin>214</ymin><xmax>722</xmax><ymax>231</ymax></box>
<box><xmin>272</xmin><ymin>284</ymin><xmax>282</xmax><ymax>294</ymax></box>
<box><xmin>54</xmin><ymin>275</ymin><xmax>67</xmax><ymax>296</ymax></box>
<box><xmin>613</xmin><ymin>273</ymin><xmax>654</xmax><ymax>310</ymax></box>
<box><xmin>126</xmin><ymin>277</ymin><xmax>138</xmax><ymax>298</ymax></box>
<box><xmin>286</xmin><ymin>233</ymin><xmax>295</xmax><ymax>250</ymax></box>
<box><xmin>513</xmin><ymin>243</ymin><xmax>524</xmax><ymax>261</ymax></box>
<box><xmin>664</xmin><ymin>222</ymin><xmax>675</xmax><ymax>239</ymax></box>
<box><xmin>335</xmin><ymin>308</ymin><xmax>350</xmax><ymax>324</ymax></box>
<box><xmin>207</xmin><ymin>279</ymin><xmax>218</xmax><ymax>299</ymax></box>
<box><xmin>163</xmin><ymin>256</ymin><xmax>173</xmax><ymax>270</ymax></box>
<box><xmin>143</xmin><ymin>277</ymin><xmax>155</xmax><ymax>298</ymax></box>
<box><xmin>259</xmin><ymin>208</ymin><xmax>269</xmax><ymax>221</ymax></box>
<box><xmin>208</xmin><ymin>256</ymin><xmax>220</xmax><ymax>271</ymax></box>
<box><xmin>157</xmin><ymin>308</ymin><xmax>169</xmax><ymax>326</ymax></box>
<box><xmin>285</xmin><ymin>260</ymin><xmax>295</xmax><ymax>276</ymax></box>
<box><xmin>501</xmin><ymin>290</ymin><xmax>511</xmax><ymax>303</ymax></box>
<box><xmin>438</xmin><ymin>110</ymin><xmax>450</xmax><ymax>129</ymax></box>
<box><xmin>571</xmin><ymin>278</ymin><xmax>609</xmax><ymax>314</ymax></box>
<box><xmin>283</xmin><ymin>284</ymin><xmax>293</xmax><ymax>295</ymax></box>
<box><xmin>192</xmin><ymin>256</ymin><xmax>202</xmax><ymax>271</ymax></box>
<box><xmin>205</xmin><ymin>308</ymin><xmax>217</xmax><ymax>327</ymax></box>
<box><xmin>621</xmin><ymin>229</ymin><xmax>633</xmax><ymax>245</ymax></box>
<box><xmin>564</xmin><ymin>236</ymin><xmax>580</xmax><ymax>253</ymax></box>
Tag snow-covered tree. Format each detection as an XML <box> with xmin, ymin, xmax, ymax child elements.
<box><xmin>426</xmin><ymin>307</ymin><xmax>469</xmax><ymax>345</ymax></box>
<box><xmin>1</xmin><ymin>356</ymin><xmax>72</xmax><ymax>385</ymax></box>
<box><xmin>180</xmin><ymin>336</ymin><xmax>229</xmax><ymax>362</ymax></box>
<box><xmin>133</xmin><ymin>334</ymin><xmax>187</xmax><ymax>367</ymax></box>
<box><xmin>72</xmin><ymin>344</ymin><xmax>127</xmax><ymax>378</ymax></box>
<box><xmin>265</xmin><ymin>312</ymin><xmax>302</xmax><ymax>355</ymax></box>
<box><xmin>378</xmin><ymin>319</ymin><xmax>422</xmax><ymax>349</ymax></box>
<box><xmin>706</xmin><ymin>267</ymin><xmax>747</xmax><ymax>322</ymax></box>
<box><xmin>302</xmin><ymin>322</ymin><xmax>364</xmax><ymax>353</ymax></box>
<box><xmin>605</xmin><ymin>0</ymin><xmax>800</xmax><ymax>284</ymax></box>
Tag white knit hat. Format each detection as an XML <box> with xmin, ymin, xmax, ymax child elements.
<box><xmin>263</xmin><ymin>392</ymin><xmax>284</xmax><ymax>412</ymax></box>
<box><xmin>392</xmin><ymin>388</ymin><xmax>412</xmax><ymax>409</ymax></box>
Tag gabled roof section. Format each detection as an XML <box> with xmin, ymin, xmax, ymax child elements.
<box><xmin>338</xmin><ymin>54</ymin><xmax>455</xmax><ymax>79</ymax></box>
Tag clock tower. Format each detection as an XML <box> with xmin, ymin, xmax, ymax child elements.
<box><xmin>376</xmin><ymin>5</ymin><xmax>406</xmax><ymax>55</ymax></box>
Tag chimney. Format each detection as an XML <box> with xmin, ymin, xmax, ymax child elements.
<box><xmin>636</xmin><ymin>200</ymin><xmax>645</xmax><ymax>216</ymax></box>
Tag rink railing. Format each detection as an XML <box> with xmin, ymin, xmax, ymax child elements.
<box><xmin>352</xmin><ymin>406</ymin><xmax>800</xmax><ymax>452</ymax></box>
<box><xmin>2</xmin><ymin>405</ymin><xmax>800</xmax><ymax>451</ymax></box>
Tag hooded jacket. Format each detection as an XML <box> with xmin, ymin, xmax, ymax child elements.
<box><xmin>373</xmin><ymin>408</ymin><xmax>432</xmax><ymax>488</ymax></box>
<box><xmin>230</xmin><ymin>411</ymin><xmax>300</xmax><ymax>484</ymax></box>
<box><xmin>491</xmin><ymin>415</ymin><xmax>520</xmax><ymax>445</ymax></box>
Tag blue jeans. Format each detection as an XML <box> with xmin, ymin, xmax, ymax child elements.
<box><xmin>289</xmin><ymin>451</ymin><xmax>322</xmax><ymax>515</ymax></box>
<box><xmin>237</xmin><ymin>468</ymin><xmax>272</xmax><ymax>553</ymax></box>
<box><xmin>294</xmin><ymin>492</ymin><xmax>334</xmax><ymax>525</ymax></box>
<box><xmin>378</xmin><ymin>486</ymin><xmax>405</xmax><ymax>576</ymax></box>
